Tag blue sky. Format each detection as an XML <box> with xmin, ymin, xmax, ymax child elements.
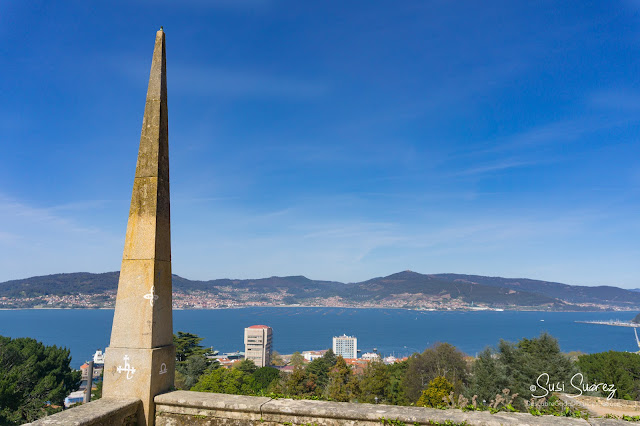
<box><xmin>1</xmin><ymin>1</ymin><xmax>639</xmax><ymax>287</ymax></box>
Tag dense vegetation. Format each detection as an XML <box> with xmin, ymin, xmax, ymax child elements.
<box><xmin>0</xmin><ymin>336</ymin><xmax>80</xmax><ymax>425</ymax></box>
<box><xmin>4</xmin><ymin>270</ymin><xmax>640</xmax><ymax>309</ymax></box>
<box><xmin>576</xmin><ymin>351</ymin><xmax>640</xmax><ymax>400</ymax></box>
<box><xmin>173</xmin><ymin>332</ymin><xmax>219</xmax><ymax>389</ymax></box>
<box><xmin>184</xmin><ymin>332</ymin><xmax>640</xmax><ymax>419</ymax></box>
<box><xmin>3</xmin><ymin>331</ymin><xmax>639</xmax><ymax>423</ymax></box>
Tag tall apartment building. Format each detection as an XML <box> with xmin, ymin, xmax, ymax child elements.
<box><xmin>332</xmin><ymin>334</ymin><xmax>357</xmax><ymax>359</ymax></box>
<box><xmin>244</xmin><ymin>325</ymin><xmax>273</xmax><ymax>367</ymax></box>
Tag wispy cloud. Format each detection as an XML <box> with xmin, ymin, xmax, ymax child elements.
<box><xmin>170</xmin><ymin>65</ymin><xmax>328</xmax><ymax>99</ymax></box>
<box><xmin>411</xmin><ymin>211</ymin><xmax>605</xmax><ymax>250</ymax></box>
<box><xmin>47</xmin><ymin>200</ymin><xmax>115</xmax><ymax>212</ymax></box>
<box><xmin>448</xmin><ymin>110</ymin><xmax>638</xmax><ymax>175</ymax></box>
<box><xmin>0</xmin><ymin>194</ymin><xmax>122</xmax><ymax>281</ymax></box>
<box><xmin>0</xmin><ymin>196</ymin><xmax>100</xmax><ymax>235</ymax></box>
<box><xmin>588</xmin><ymin>89</ymin><xmax>640</xmax><ymax>112</ymax></box>
<box><xmin>485</xmin><ymin>90</ymin><xmax>640</xmax><ymax>154</ymax></box>
<box><xmin>134</xmin><ymin>0</ymin><xmax>271</xmax><ymax>11</ymax></box>
<box><xmin>449</xmin><ymin>159</ymin><xmax>546</xmax><ymax>177</ymax></box>
<box><xmin>483</xmin><ymin>118</ymin><xmax>619</xmax><ymax>154</ymax></box>
<box><xmin>170</xmin><ymin>201</ymin><xmax>619</xmax><ymax>283</ymax></box>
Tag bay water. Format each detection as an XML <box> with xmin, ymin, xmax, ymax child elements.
<box><xmin>0</xmin><ymin>307</ymin><xmax>636</xmax><ymax>368</ymax></box>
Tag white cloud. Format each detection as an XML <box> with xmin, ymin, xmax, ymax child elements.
<box><xmin>0</xmin><ymin>194</ymin><xmax>122</xmax><ymax>282</ymax></box>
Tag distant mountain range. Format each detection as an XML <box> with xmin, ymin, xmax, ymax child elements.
<box><xmin>1</xmin><ymin>270</ymin><xmax>639</xmax><ymax>311</ymax></box>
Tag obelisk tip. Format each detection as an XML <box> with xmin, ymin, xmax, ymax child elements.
<box><xmin>160</xmin><ymin>26</ymin><xmax>164</xmax><ymax>32</ymax></box>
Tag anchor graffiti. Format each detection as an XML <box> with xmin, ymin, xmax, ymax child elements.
<box><xmin>143</xmin><ymin>286</ymin><xmax>159</xmax><ymax>306</ymax></box>
<box><xmin>116</xmin><ymin>355</ymin><xmax>136</xmax><ymax>380</ymax></box>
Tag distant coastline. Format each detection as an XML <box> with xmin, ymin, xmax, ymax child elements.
<box><xmin>2</xmin><ymin>271</ymin><xmax>640</xmax><ymax>312</ymax></box>
<box><xmin>0</xmin><ymin>304</ymin><xmax>637</xmax><ymax>313</ymax></box>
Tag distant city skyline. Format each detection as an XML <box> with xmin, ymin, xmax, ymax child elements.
<box><xmin>0</xmin><ymin>2</ymin><xmax>639</xmax><ymax>287</ymax></box>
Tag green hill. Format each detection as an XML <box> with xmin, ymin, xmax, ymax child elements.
<box><xmin>432</xmin><ymin>273</ymin><xmax>640</xmax><ymax>307</ymax></box>
<box><xmin>1</xmin><ymin>270</ymin><xmax>637</xmax><ymax>310</ymax></box>
<box><xmin>346</xmin><ymin>271</ymin><xmax>561</xmax><ymax>307</ymax></box>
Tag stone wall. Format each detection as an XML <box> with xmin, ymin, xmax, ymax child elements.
<box><xmin>565</xmin><ymin>394</ymin><xmax>640</xmax><ymax>411</ymax></box>
<box><xmin>28</xmin><ymin>398</ymin><xmax>140</xmax><ymax>425</ymax></box>
<box><xmin>154</xmin><ymin>390</ymin><xmax>629</xmax><ymax>426</ymax></box>
<box><xmin>556</xmin><ymin>393</ymin><xmax>640</xmax><ymax>419</ymax></box>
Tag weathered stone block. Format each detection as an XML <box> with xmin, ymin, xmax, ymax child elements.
<box><xmin>136</xmin><ymin>99</ymin><xmax>169</xmax><ymax>180</ymax></box>
<box><xmin>103</xmin><ymin>346</ymin><xmax>175</xmax><ymax>426</ymax></box>
<box><xmin>28</xmin><ymin>397</ymin><xmax>139</xmax><ymax>425</ymax></box>
<box><xmin>110</xmin><ymin>259</ymin><xmax>173</xmax><ymax>348</ymax></box>
<box><xmin>153</xmin><ymin>391</ymin><xmax>630</xmax><ymax>426</ymax></box>
<box><xmin>122</xmin><ymin>177</ymin><xmax>170</xmax><ymax>262</ymax></box>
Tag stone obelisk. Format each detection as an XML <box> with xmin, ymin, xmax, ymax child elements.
<box><xmin>103</xmin><ymin>28</ymin><xmax>174</xmax><ymax>426</ymax></box>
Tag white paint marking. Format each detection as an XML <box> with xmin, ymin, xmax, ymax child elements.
<box><xmin>143</xmin><ymin>286</ymin><xmax>159</xmax><ymax>306</ymax></box>
<box><xmin>116</xmin><ymin>355</ymin><xmax>136</xmax><ymax>380</ymax></box>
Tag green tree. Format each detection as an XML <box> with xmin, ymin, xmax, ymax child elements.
<box><xmin>386</xmin><ymin>360</ymin><xmax>409</xmax><ymax>406</ymax></box>
<box><xmin>467</xmin><ymin>332</ymin><xmax>578</xmax><ymax>408</ymax></box>
<box><xmin>177</xmin><ymin>354</ymin><xmax>216</xmax><ymax>390</ymax></box>
<box><xmin>403</xmin><ymin>342</ymin><xmax>469</xmax><ymax>402</ymax></box>
<box><xmin>282</xmin><ymin>366</ymin><xmax>318</xmax><ymax>397</ymax></box>
<box><xmin>359</xmin><ymin>360</ymin><xmax>390</xmax><ymax>403</ymax></box>
<box><xmin>321</xmin><ymin>349</ymin><xmax>337</xmax><ymax>366</ymax></box>
<box><xmin>252</xmin><ymin>367</ymin><xmax>281</xmax><ymax>393</ymax></box>
<box><xmin>91</xmin><ymin>373</ymin><xmax>103</xmax><ymax>401</ymax></box>
<box><xmin>466</xmin><ymin>347</ymin><xmax>509</xmax><ymax>403</ymax></box>
<box><xmin>221</xmin><ymin>368</ymin><xmax>255</xmax><ymax>394</ymax></box>
<box><xmin>290</xmin><ymin>351</ymin><xmax>305</xmax><ymax>367</ymax></box>
<box><xmin>191</xmin><ymin>368</ymin><xmax>226</xmax><ymax>393</ymax></box>
<box><xmin>417</xmin><ymin>376</ymin><xmax>454</xmax><ymax>408</ymax></box>
<box><xmin>270</xmin><ymin>350</ymin><xmax>285</xmax><ymax>366</ymax></box>
<box><xmin>174</xmin><ymin>332</ymin><xmax>206</xmax><ymax>363</ymax></box>
<box><xmin>174</xmin><ymin>369</ymin><xmax>188</xmax><ymax>390</ymax></box>
<box><xmin>509</xmin><ymin>333</ymin><xmax>578</xmax><ymax>402</ymax></box>
<box><xmin>173</xmin><ymin>332</ymin><xmax>218</xmax><ymax>390</ymax></box>
<box><xmin>236</xmin><ymin>359</ymin><xmax>258</xmax><ymax>375</ymax></box>
<box><xmin>191</xmin><ymin>364</ymin><xmax>255</xmax><ymax>395</ymax></box>
<box><xmin>577</xmin><ymin>351</ymin><xmax>640</xmax><ymax>400</ymax></box>
<box><xmin>326</xmin><ymin>356</ymin><xmax>359</xmax><ymax>402</ymax></box>
<box><xmin>305</xmin><ymin>350</ymin><xmax>337</xmax><ymax>392</ymax></box>
<box><xmin>0</xmin><ymin>335</ymin><xmax>81</xmax><ymax>424</ymax></box>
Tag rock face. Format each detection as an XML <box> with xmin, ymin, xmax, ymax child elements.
<box><xmin>102</xmin><ymin>28</ymin><xmax>175</xmax><ymax>426</ymax></box>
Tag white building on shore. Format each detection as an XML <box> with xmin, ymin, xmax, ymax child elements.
<box><xmin>244</xmin><ymin>325</ymin><xmax>273</xmax><ymax>367</ymax></box>
<box><xmin>361</xmin><ymin>352</ymin><xmax>381</xmax><ymax>361</ymax></box>
<box><xmin>332</xmin><ymin>334</ymin><xmax>357</xmax><ymax>359</ymax></box>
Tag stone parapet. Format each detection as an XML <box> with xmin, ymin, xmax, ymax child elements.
<box><xmin>154</xmin><ymin>390</ymin><xmax>629</xmax><ymax>426</ymax></box>
<box><xmin>28</xmin><ymin>398</ymin><xmax>140</xmax><ymax>425</ymax></box>
<box><xmin>556</xmin><ymin>393</ymin><xmax>640</xmax><ymax>420</ymax></box>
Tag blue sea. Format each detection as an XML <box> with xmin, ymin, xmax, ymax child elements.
<box><xmin>0</xmin><ymin>308</ymin><xmax>637</xmax><ymax>368</ymax></box>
